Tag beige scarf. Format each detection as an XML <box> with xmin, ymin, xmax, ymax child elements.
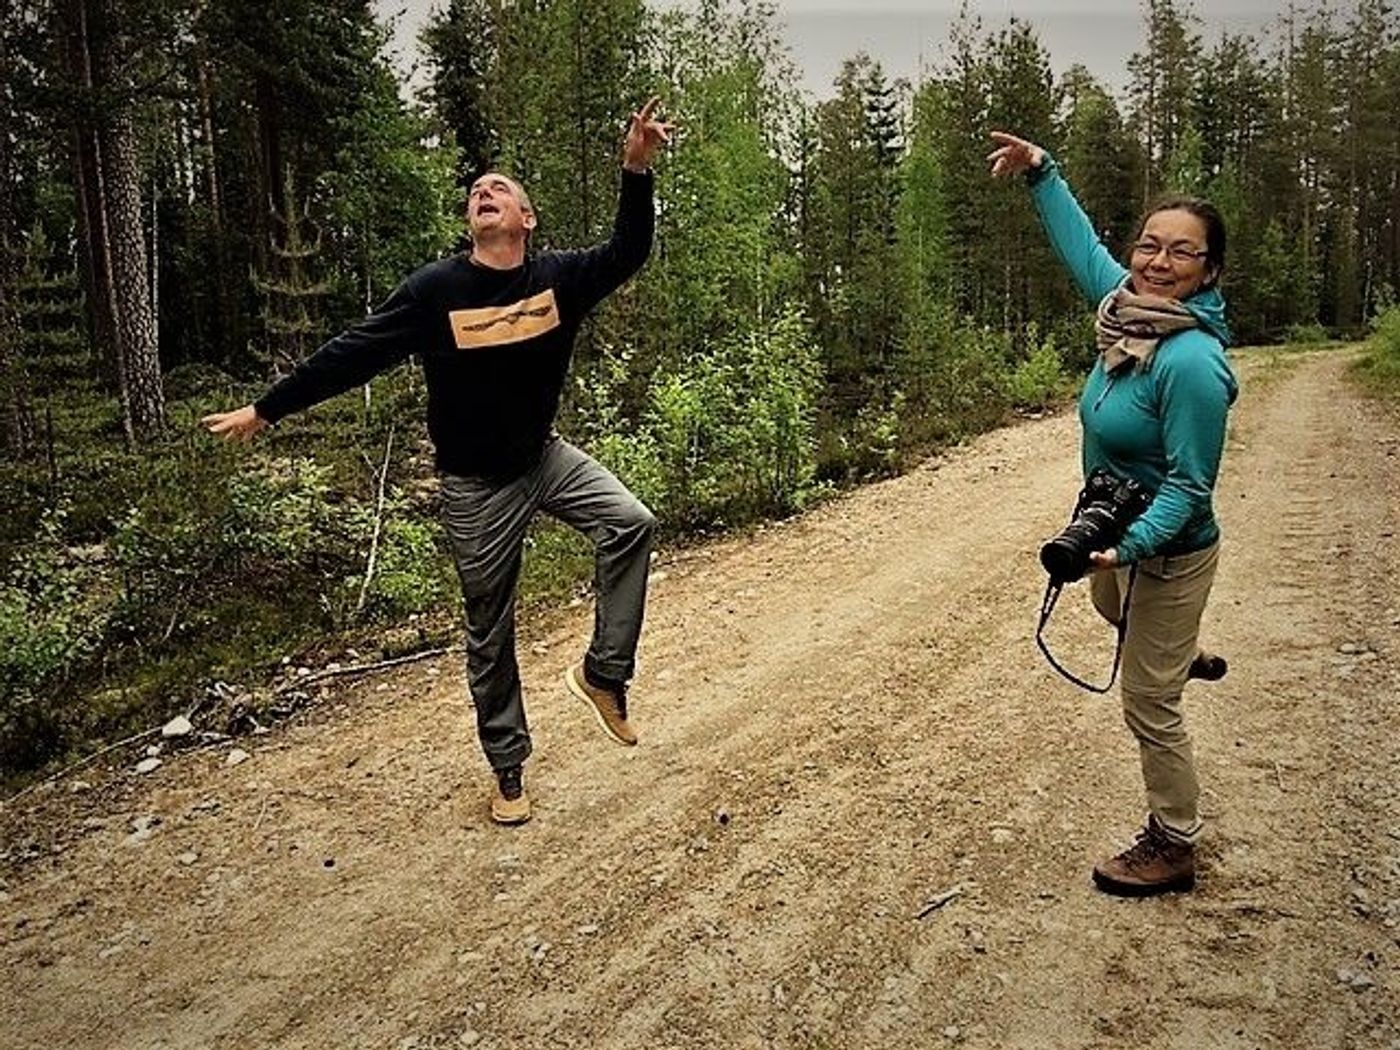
<box><xmin>1095</xmin><ymin>287</ymin><xmax>1198</xmax><ymax>373</ymax></box>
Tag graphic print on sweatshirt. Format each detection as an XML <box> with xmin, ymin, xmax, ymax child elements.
<box><xmin>449</xmin><ymin>289</ymin><xmax>560</xmax><ymax>349</ymax></box>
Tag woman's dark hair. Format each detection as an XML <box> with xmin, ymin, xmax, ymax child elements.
<box><xmin>1135</xmin><ymin>194</ymin><xmax>1228</xmax><ymax>286</ymax></box>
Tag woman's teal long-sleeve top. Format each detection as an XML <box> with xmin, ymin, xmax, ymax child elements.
<box><xmin>1027</xmin><ymin>156</ymin><xmax>1239</xmax><ymax>564</ymax></box>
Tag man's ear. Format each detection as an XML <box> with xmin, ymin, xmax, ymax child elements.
<box><xmin>522</xmin><ymin>208</ymin><xmax>537</xmax><ymax>232</ymax></box>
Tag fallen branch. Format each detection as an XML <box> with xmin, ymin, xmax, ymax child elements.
<box><xmin>1</xmin><ymin>727</ymin><xmax>162</xmax><ymax>807</ymax></box>
<box><xmin>916</xmin><ymin>884</ymin><xmax>964</xmax><ymax>919</ymax></box>
<box><xmin>273</xmin><ymin>645</ymin><xmax>461</xmax><ymax>693</ymax></box>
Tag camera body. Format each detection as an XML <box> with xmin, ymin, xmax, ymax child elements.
<box><xmin>1040</xmin><ymin>468</ymin><xmax>1152</xmax><ymax>584</ymax></box>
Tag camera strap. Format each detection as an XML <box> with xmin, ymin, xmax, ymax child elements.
<box><xmin>1035</xmin><ymin>564</ymin><xmax>1139</xmax><ymax>694</ymax></box>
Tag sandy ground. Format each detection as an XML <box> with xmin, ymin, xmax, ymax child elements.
<box><xmin>2</xmin><ymin>347</ymin><xmax>1398</xmax><ymax>1050</ymax></box>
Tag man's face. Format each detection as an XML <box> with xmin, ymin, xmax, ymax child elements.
<box><xmin>468</xmin><ymin>173</ymin><xmax>536</xmax><ymax>243</ymax></box>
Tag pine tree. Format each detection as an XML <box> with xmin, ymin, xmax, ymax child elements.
<box><xmin>254</xmin><ymin>166</ymin><xmax>332</xmax><ymax>370</ymax></box>
<box><xmin>1128</xmin><ymin>0</ymin><xmax>1203</xmax><ymax>200</ymax></box>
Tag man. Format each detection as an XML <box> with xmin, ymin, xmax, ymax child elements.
<box><xmin>204</xmin><ymin>99</ymin><xmax>674</xmax><ymax>826</ymax></box>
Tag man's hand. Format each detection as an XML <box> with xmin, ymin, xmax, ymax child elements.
<box><xmin>622</xmin><ymin>96</ymin><xmax>675</xmax><ymax>173</ymax></box>
<box><xmin>987</xmin><ymin>130</ymin><xmax>1045</xmax><ymax>179</ymax></box>
<box><xmin>1088</xmin><ymin>548</ymin><xmax>1120</xmax><ymax>571</ymax></box>
<box><xmin>202</xmin><ymin>404</ymin><xmax>268</xmax><ymax>442</ymax></box>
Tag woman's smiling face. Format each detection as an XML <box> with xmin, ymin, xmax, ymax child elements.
<box><xmin>1129</xmin><ymin>208</ymin><xmax>1216</xmax><ymax>301</ymax></box>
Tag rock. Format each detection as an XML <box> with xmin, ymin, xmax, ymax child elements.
<box><xmin>575</xmin><ymin>924</ymin><xmax>600</xmax><ymax>936</ymax></box>
<box><xmin>225</xmin><ymin>748</ymin><xmax>251</xmax><ymax>767</ymax></box>
<box><xmin>70</xmin><ymin>781</ymin><xmax>91</xmax><ymax>794</ymax></box>
<box><xmin>134</xmin><ymin>757</ymin><xmax>163</xmax><ymax>775</ymax></box>
<box><xmin>1338</xmin><ymin>642</ymin><xmax>1363</xmax><ymax>654</ymax></box>
<box><xmin>1336</xmin><ymin>967</ymin><xmax>1375</xmax><ymax>991</ymax></box>
<box><xmin>144</xmin><ymin>744</ymin><xmax>162</xmax><ymax>758</ymax></box>
<box><xmin>161</xmin><ymin>716</ymin><xmax>194</xmax><ymax>739</ymax></box>
<box><xmin>990</xmin><ymin>827</ymin><xmax>1014</xmax><ymax>844</ymax></box>
<box><xmin>177</xmin><ymin>851</ymin><xmax>198</xmax><ymax>866</ymax></box>
<box><xmin>943</xmin><ymin>1026</ymin><xmax>962</xmax><ymax>1040</ymax></box>
<box><xmin>714</xmin><ymin>807</ymin><xmax>731</xmax><ymax>826</ymax></box>
<box><xmin>457</xmin><ymin>1031</ymin><xmax>481</xmax><ymax>1048</ymax></box>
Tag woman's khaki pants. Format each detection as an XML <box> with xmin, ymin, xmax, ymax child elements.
<box><xmin>1091</xmin><ymin>541</ymin><xmax>1220</xmax><ymax>844</ymax></box>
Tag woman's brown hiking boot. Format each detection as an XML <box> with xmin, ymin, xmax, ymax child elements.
<box><xmin>1092</xmin><ymin>816</ymin><xmax>1195</xmax><ymax>896</ymax></box>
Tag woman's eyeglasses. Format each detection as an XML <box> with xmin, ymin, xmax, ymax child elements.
<box><xmin>1132</xmin><ymin>241</ymin><xmax>1209</xmax><ymax>265</ymax></box>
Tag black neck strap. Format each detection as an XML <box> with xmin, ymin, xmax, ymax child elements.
<box><xmin>1035</xmin><ymin>564</ymin><xmax>1139</xmax><ymax>694</ymax></box>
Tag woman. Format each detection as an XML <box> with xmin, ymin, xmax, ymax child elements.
<box><xmin>988</xmin><ymin>130</ymin><xmax>1239</xmax><ymax>896</ymax></box>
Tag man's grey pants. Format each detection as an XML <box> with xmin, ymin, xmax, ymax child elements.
<box><xmin>440</xmin><ymin>437</ymin><xmax>656</xmax><ymax>771</ymax></box>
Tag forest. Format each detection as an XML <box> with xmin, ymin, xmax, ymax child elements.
<box><xmin>2</xmin><ymin>0</ymin><xmax>1398</xmax><ymax>781</ymax></box>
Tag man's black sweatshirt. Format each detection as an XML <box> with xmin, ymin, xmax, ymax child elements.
<box><xmin>255</xmin><ymin>170</ymin><xmax>654</xmax><ymax>482</ymax></box>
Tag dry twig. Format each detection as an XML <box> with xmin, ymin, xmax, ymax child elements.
<box><xmin>916</xmin><ymin>884</ymin><xmax>963</xmax><ymax>919</ymax></box>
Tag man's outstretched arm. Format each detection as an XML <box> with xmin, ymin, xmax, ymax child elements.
<box><xmin>203</xmin><ymin>280</ymin><xmax>425</xmax><ymax>441</ymax></box>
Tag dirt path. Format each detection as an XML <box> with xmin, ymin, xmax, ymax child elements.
<box><xmin>3</xmin><ymin>348</ymin><xmax>1398</xmax><ymax>1050</ymax></box>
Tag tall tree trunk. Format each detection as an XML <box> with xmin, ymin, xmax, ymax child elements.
<box><xmin>61</xmin><ymin>0</ymin><xmax>119</xmax><ymax>388</ymax></box>
<box><xmin>255</xmin><ymin>70</ymin><xmax>285</xmax><ymax>267</ymax></box>
<box><xmin>0</xmin><ymin>0</ymin><xmax>29</xmax><ymax>454</ymax></box>
<box><xmin>101</xmin><ymin>106</ymin><xmax>164</xmax><ymax>436</ymax></box>
<box><xmin>198</xmin><ymin>57</ymin><xmax>222</xmax><ymax>224</ymax></box>
<box><xmin>62</xmin><ymin>0</ymin><xmax>163</xmax><ymax>439</ymax></box>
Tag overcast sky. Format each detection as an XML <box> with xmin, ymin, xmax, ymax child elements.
<box><xmin>374</xmin><ymin>0</ymin><xmax>1293</xmax><ymax>99</ymax></box>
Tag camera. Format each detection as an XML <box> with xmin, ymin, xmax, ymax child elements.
<box><xmin>1040</xmin><ymin>468</ymin><xmax>1152</xmax><ymax>584</ymax></box>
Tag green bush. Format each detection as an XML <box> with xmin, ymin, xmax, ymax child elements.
<box><xmin>1285</xmin><ymin>321</ymin><xmax>1331</xmax><ymax>345</ymax></box>
<box><xmin>1355</xmin><ymin>305</ymin><xmax>1400</xmax><ymax>397</ymax></box>
<box><xmin>337</xmin><ymin>499</ymin><xmax>454</xmax><ymax>621</ymax></box>
<box><xmin>596</xmin><ymin>305</ymin><xmax>823</xmax><ymax>529</ymax></box>
<box><xmin>0</xmin><ymin>505</ymin><xmax>113</xmax><ymax>772</ymax></box>
<box><xmin>1005</xmin><ymin>324</ymin><xmax>1073</xmax><ymax>411</ymax></box>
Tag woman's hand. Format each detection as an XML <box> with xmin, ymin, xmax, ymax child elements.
<box><xmin>987</xmin><ymin>131</ymin><xmax>1045</xmax><ymax>179</ymax></box>
<box><xmin>1088</xmin><ymin>549</ymin><xmax>1120</xmax><ymax>571</ymax></box>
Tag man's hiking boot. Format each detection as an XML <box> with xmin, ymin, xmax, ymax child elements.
<box><xmin>1187</xmin><ymin>650</ymin><xmax>1228</xmax><ymax>681</ymax></box>
<box><xmin>1092</xmin><ymin>815</ymin><xmax>1195</xmax><ymax>896</ymax></box>
<box><xmin>565</xmin><ymin>663</ymin><xmax>637</xmax><ymax>746</ymax></box>
<box><xmin>490</xmin><ymin>764</ymin><xmax>531</xmax><ymax>825</ymax></box>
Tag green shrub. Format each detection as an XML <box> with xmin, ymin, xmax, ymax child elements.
<box><xmin>596</xmin><ymin>305</ymin><xmax>823</xmax><ymax>529</ymax></box>
<box><xmin>1284</xmin><ymin>321</ymin><xmax>1331</xmax><ymax>345</ymax></box>
<box><xmin>337</xmin><ymin>500</ymin><xmax>454</xmax><ymax>621</ymax></box>
<box><xmin>1355</xmin><ymin>305</ymin><xmax>1400</xmax><ymax>397</ymax></box>
<box><xmin>0</xmin><ymin>505</ymin><xmax>113</xmax><ymax>772</ymax></box>
<box><xmin>1006</xmin><ymin>325</ymin><xmax>1071</xmax><ymax>410</ymax></box>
